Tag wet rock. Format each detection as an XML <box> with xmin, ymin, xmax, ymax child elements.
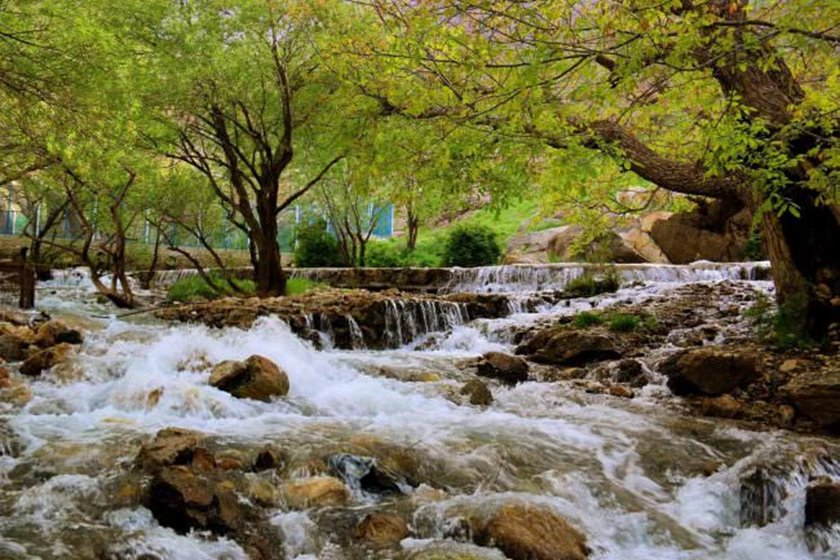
<box><xmin>34</xmin><ymin>320</ymin><xmax>83</xmax><ymax>347</ymax></box>
<box><xmin>0</xmin><ymin>365</ymin><xmax>9</xmax><ymax>389</ymax></box>
<box><xmin>147</xmin><ymin>465</ymin><xmax>281</xmax><ymax>559</ymax></box>
<box><xmin>252</xmin><ymin>447</ymin><xmax>285</xmax><ymax>472</ymax></box>
<box><xmin>472</xmin><ymin>503</ymin><xmax>589</xmax><ymax>560</ymax></box>
<box><xmin>695</xmin><ymin>394</ymin><xmax>744</xmax><ymax>419</ymax></box>
<box><xmin>614</xmin><ymin>359</ymin><xmax>648</xmax><ymax>387</ymax></box>
<box><xmin>782</xmin><ymin>370</ymin><xmax>840</xmax><ymax>430</ymax></box>
<box><xmin>329</xmin><ymin>453</ymin><xmax>404</xmax><ymax>495</ymax></box>
<box><xmin>283</xmin><ymin>476</ymin><xmax>350</xmax><ymax>509</ymax></box>
<box><xmin>805</xmin><ymin>481</ymin><xmax>840</xmax><ymax>527</ymax></box>
<box><xmin>477</xmin><ymin>352</ymin><xmax>529</xmax><ymax>385</ymax></box>
<box><xmin>136</xmin><ymin>428</ymin><xmax>207</xmax><ymax>473</ymax></box>
<box><xmin>209</xmin><ymin>355</ymin><xmax>289</xmax><ymax>402</ymax></box>
<box><xmin>461</xmin><ymin>379</ymin><xmax>493</xmax><ymax>406</ymax></box>
<box><xmin>607</xmin><ymin>385</ymin><xmax>634</xmax><ymax>399</ymax></box>
<box><xmin>740</xmin><ymin>468</ymin><xmax>787</xmax><ymax>527</ymax></box>
<box><xmin>353</xmin><ymin>513</ymin><xmax>409</xmax><ymax>547</ymax></box>
<box><xmin>660</xmin><ymin>348</ymin><xmax>759</xmax><ymax>396</ymax></box>
<box><xmin>517</xmin><ymin>329</ymin><xmax>620</xmax><ymax>366</ymax></box>
<box><xmin>19</xmin><ymin>343</ymin><xmax>75</xmax><ymax>377</ymax></box>
<box><xmin>0</xmin><ymin>331</ymin><xmax>30</xmax><ymax>361</ymax></box>
<box><xmin>148</xmin><ymin>465</ymin><xmax>242</xmax><ymax>534</ymax></box>
<box><xmin>779</xmin><ymin>359</ymin><xmax>800</xmax><ymax>374</ymax></box>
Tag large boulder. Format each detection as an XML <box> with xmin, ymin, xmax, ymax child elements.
<box><xmin>805</xmin><ymin>481</ymin><xmax>840</xmax><ymax>527</ymax></box>
<box><xmin>782</xmin><ymin>370</ymin><xmax>840</xmax><ymax>430</ymax></box>
<box><xmin>649</xmin><ymin>199</ymin><xmax>753</xmax><ymax>263</ymax></box>
<box><xmin>517</xmin><ymin>329</ymin><xmax>620</xmax><ymax>366</ymax></box>
<box><xmin>477</xmin><ymin>352</ymin><xmax>529</xmax><ymax>385</ymax></box>
<box><xmin>19</xmin><ymin>343</ymin><xmax>76</xmax><ymax>377</ymax></box>
<box><xmin>148</xmin><ymin>465</ymin><xmax>241</xmax><ymax>534</ymax></box>
<box><xmin>0</xmin><ymin>325</ymin><xmax>34</xmax><ymax>361</ymax></box>
<box><xmin>660</xmin><ymin>347</ymin><xmax>759</xmax><ymax>396</ymax></box>
<box><xmin>209</xmin><ymin>355</ymin><xmax>289</xmax><ymax>402</ymax></box>
<box><xmin>473</xmin><ymin>503</ymin><xmax>589</xmax><ymax>560</ymax></box>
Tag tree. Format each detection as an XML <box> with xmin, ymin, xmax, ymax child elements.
<box><xmin>344</xmin><ymin>0</ymin><xmax>840</xmax><ymax>336</ymax></box>
<box><xmin>152</xmin><ymin>0</ymin><xmax>355</xmax><ymax>296</ymax></box>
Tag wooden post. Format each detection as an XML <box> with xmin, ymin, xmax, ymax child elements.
<box><xmin>18</xmin><ymin>247</ymin><xmax>35</xmax><ymax>309</ymax></box>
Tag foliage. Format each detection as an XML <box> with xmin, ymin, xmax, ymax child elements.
<box><xmin>564</xmin><ymin>268</ymin><xmax>621</xmax><ymax>297</ymax></box>
<box><xmin>443</xmin><ymin>224</ymin><xmax>502</xmax><ymax>267</ymax></box>
<box><xmin>167</xmin><ymin>274</ymin><xmax>255</xmax><ymax>303</ymax></box>
<box><xmin>745</xmin><ymin>292</ymin><xmax>815</xmax><ymax>349</ymax></box>
<box><xmin>285</xmin><ymin>278</ymin><xmax>323</xmax><ymax>297</ymax></box>
<box><xmin>293</xmin><ymin>220</ymin><xmax>343</xmax><ymax>268</ymax></box>
<box><xmin>572</xmin><ymin>312</ymin><xmax>604</xmax><ymax>328</ymax></box>
<box><xmin>608</xmin><ymin>314</ymin><xmax>640</xmax><ymax>333</ymax></box>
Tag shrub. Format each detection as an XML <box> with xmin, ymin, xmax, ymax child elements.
<box><xmin>442</xmin><ymin>224</ymin><xmax>502</xmax><ymax>267</ymax></box>
<box><xmin>572</xmin><ymin>311</ymin><xmax>604</xmax><ymax>328</ymax></box>
<box><xmin>608</xmin><ymin>313</ymin><xmax>640</xmax><ymax>332</ymax></box>
<box><xmin>167</xmin><ymin>273</ymin><xmax>255</xmax><ymax>303</ymax></box>
<box><xmin>564</xmin><ymin>267</ymin><xmax>621</xmax><ymax>297</ymax></box>
<box><xmin>745</xmin><ymin>292</ymin><xmax>814</xmax><ymax>349</ymax></box>
<box><xmin>366</xmin><ymin>240</ymin><xmax>406</xmax><ymax>267</ymax></box>
<box><xmin>294</xmin><ymin>219</ymin><xmax>343</xmax><ymax>268</ymax></box>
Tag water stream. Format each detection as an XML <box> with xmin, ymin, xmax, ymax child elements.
<box><xmin>1</xmin><ymin>263</ymin><xmax>838</xmax><ymax>559</ymax></box>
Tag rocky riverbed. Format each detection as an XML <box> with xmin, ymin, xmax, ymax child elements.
<box><xmin>1</xmin><ymin>265</ymin><xmax>839</xmax><ymax>559</ymax></box>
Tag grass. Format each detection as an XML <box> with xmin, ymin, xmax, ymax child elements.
<box><xmin>572</xmin><ymin>311</ymin><xmax>604</xmax><ymax>328</ymax></box>
<box><xmin>285</xmin><ymin>277</ymin><xmax>324</xmax><ymax>296</ymax></box>
<box><xmin>608</xmin><ymin>313</ymin><xmax>640</xmax><ymax>332</ymax></box>
<box><xmin>167</xmin><ymin>274</ymin><xmax>255</xmax><ymax>303</ymax></box>
<box><xmin>564</xmin><ymin>268</ymin><xmax>622</xmax><ymax>297</ymax></box>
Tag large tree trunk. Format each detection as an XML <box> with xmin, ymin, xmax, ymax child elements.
<box><xmin>752</xmin><ymin>189</ymin><xmax>840</xmax><ymax>336</ymax></box>
<box><xmin>254</xmin><ymin>195</ymin><xmax>286</xmax><ymax>297</ymax></box>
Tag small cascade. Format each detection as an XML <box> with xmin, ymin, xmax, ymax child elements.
<box><xmin>444</xmin><ymin>261</ymin><xmax>771</xmax><ymax>294</ymax></box>
<box><xmin>346</xmin><ymin>315</ymin><xmax>367</xmax><ymax>350</ymax></box>
<box><xmin>40</xmin><ymin>267</ymin><xmax>94</xmax><ymax>290</ymax></box>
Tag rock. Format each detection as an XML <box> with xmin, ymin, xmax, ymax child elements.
<box><xmin>779</xmin><ymin>359</ymin><xmax>800</xmax><ymax>374</ymax></box>
<box><xmin>34</xmin><ymin>320</ymin><xmax>84</xmax><ymax>347</ymax></box>
<box><xmin>147</xmin><ymin>465</ymin><xmax>243</xmax><ymax>535</ymax></box>
<box><xmin>607</xmin><ymin>385</ymin><xmax>634</xmax><ymax>399</ymax></box>
<box><xmin>517</xmin><ymin>329</ymin><xmax>620</xmax><ymax>366</ymax></box>
<box><xmin>247</xmin><ymin>478</ymin><xmax>279</xmax><ymax>507</ymax></box>
<box><xmin>783</xmin><ymin>371</ymin><xmax>840</xmax><ymax>430</ymax></box>
<box><xmin>614</xmin><ymin>359</ymin><xmax>647</xmax><ymax>387</ymax></box>
<box><xmin>353</xmin><ymin>513</ymin><xmax>409</xmax><ymax>547</ymax></box>
<box><xmin>329</xmin><ymin>453</ymin><xmax>404</xmax><ymax>495</ymax></box>
<box><xmin>473</xmin><ymin>503</ymin><xmax>589</xmax><ymax>560</ymax></box>
<box><xmin>136</xmin><ymin>428</ymin><xmax>207</xmax><ymax>472</ymax></box>
<box><xmin>283</xmin><ymin>476</ymin><xmax>350</xmax><ymax>509</ymax></box>
<box><xmin>477</xmin><ymin>352</ymin><xmax>529</xmax><ymax>384</ymax></box>
<box><xmin>0</xmin><ymin>382</ymin><xmax>32</xmax><ymax>406</ymax></box>
<box><xmin>0</xmin><ymin>331</ymin><xmax>31</xmax><ymax>361</ymax></box>
<box><xmin>621</xmin><ymin>227</ymin><xmax>670</xmax><ymax>264</ymax></box>
<box><xmin>805</xmin><ymin>481</ymin><xmax>840</xmax><ymax>527</ymax></box>
<box><xmin>19</xmin><ymin>343</ymin><xmax>75</xmax><ymax>377</ymax></box>
<box><xmin>696</xmin><ymin>394</ymin><xmax>744</xmax><ymax>419</ymax></box>
<box><xmin>649</xmin><ymin>199</ymin><xmax>753</xmax><ymax>263</ymax></box>
<box><xmin>460</xmin><ymin>379</ymin><xmax>493</xmax><ymax>406</ymax></box>
<box><xmin>740</xmin><ymin>468</ymin><xmax>787</xmax><ymax>527</ymax></box>
<box><xmin>209</xmin><ymin>355</ymin><xmax>289</xmax><ymax>402</ymax></box>
<box><xmin>660</xmin><ymin>348</ymin><xmax>759</xmax><ymax>396</ymax></box>
<box><xmin>252</xmin><ymin>447</ymin><xmax>284</xmax><ymax>472</ymax></box>
<box><xmin>0</xmin><ymin>366</ymin><xmax>10</xmax><ymax>389</ymax></box>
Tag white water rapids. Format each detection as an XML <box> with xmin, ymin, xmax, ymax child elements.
<box><xmin>1</xmin><ymin>263</ymin><xmax>838</xmax><ymax>559</ymax></box>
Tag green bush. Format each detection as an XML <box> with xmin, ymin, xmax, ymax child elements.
<box><xmin>564</xmin><ymin>268</ymin><xmax>621</xmax><ymax>297</ymax></box>
<box><xmin>366</xmin><ymin>240</ymin><xmax>406</xmax><ymax>267</ymax></box>
<box><xmin>572</xmin><ymin>311</ymin><xmax>604</xmax><ymax>328</ymax></box>
<box><xmin>442</xmin><ymin>224</ymin><xmax>502</xmax><ymax>267</ymax></box>
<box><xmin>294</xmin><ymin>219</ymin><xmax>343</xmax><ymax>268</ymax></box>
<box><xmin>167</xmin><ymin>273</ymin><xmax>255</xmax><ymax>303</ymax></box>
<box><xmin>745</xmin><ymin>292</ymin><xmax>814</xmax><ymax>349</ymax></box>
<box><xmin>608</xmin><ymin>313</ymin><xmax>640</xmax><ymax>332</ymax></box>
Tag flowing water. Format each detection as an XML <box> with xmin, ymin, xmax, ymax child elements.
<box><xmin>1</xmin><ymin>263</ymin><xmax>839</xmax><ymax>560</ymax></box>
